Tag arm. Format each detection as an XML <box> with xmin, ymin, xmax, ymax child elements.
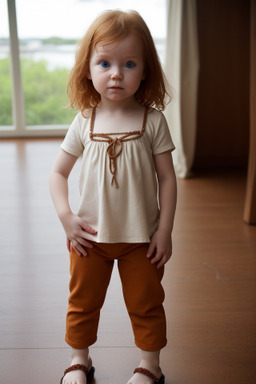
<box><xmin>147</xmin><ymin>150</ymin><xmax>177</xmax><ymax>268</ymax></box>
<box><xmin>49</xmin><ymin>149</ymin><xmax>97</xmax><ymax>256</ymax></box>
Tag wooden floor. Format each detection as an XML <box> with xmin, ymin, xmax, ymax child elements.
<box><xmin>0</xmin><ymin>139</ymin><xmax>256</xmax><ymax>384</ymax></box>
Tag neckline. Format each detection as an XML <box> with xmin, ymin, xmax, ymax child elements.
<box><xmin>89</xmin><ymin>107</ymin><xmax>148</xmax><ymax>141</ymax></box>
<box><xmin>89</xmin><ymin>107</ymin><xmax>149</xmax><ymax>188</ymax></box>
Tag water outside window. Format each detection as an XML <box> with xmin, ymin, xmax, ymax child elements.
<box><xmin>0</xmin><ymin>0</ymin><xmax>13</xmax><ymax>127</ymax></box>
<box><xmin>1</xmin><ymin>0</ymin><xmax>166</xmax><ymax>128</ymax></box>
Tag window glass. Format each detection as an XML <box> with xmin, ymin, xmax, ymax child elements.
<box><xmin>15</xmin><ymin>0</ymin><xmax>166</xmax><ymax>127</ymax></box>
<box><xmin>0</xmin><ymin>0</ymin><xmax>13</xmax><ymax>127</ymax></box>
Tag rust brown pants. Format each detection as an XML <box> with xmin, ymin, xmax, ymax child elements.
<box><xmin>65</xmin><ymin>242</ymin><xmax>167</xmax><ymax>351</ymax></box>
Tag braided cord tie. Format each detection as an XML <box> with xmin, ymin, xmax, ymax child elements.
<box><xmin>106</xmin><ymin>137</ymin><xmax>123</xmax><ymax>188</ymax></box>
<box><xmin>89</xmin><ymin>107</ymin><xmax>148</xmax><ymax>188</ymax></box>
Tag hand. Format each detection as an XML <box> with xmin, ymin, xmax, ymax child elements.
<box><xmin>66</xmin><ymin>236</ymin><xmax>84</xmax><ymax>256</ymax></box>
<box><xmin>61</xmin><ymin>212</ymin><xmax>97</xmax><ymax>256</ymax></box>
<box><xmin>146</xmin><ymin>229</ymin><xmax>173</xmax><ymax>269</ymax></box>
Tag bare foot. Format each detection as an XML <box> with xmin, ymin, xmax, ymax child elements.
<box><xmin>62</xmin><ymin>348</ymin><xmax>92</xmax><ymax>384</ymax></box>
<box><xmin>63</xmin><ymin>368</ymin><xmax>88</xmax><ymax>384</ymax></box>
<box><xmin>127</xmin><ymin>361</ymin><xmax>162</xmax><ymax>384</ymax></box>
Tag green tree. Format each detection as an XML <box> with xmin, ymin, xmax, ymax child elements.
<box><xmin>0</xmin><ymin>58</ymin><xmax>13</xmax><ymax>125</ymax></box>
<box><xmin>0</xmin><ymin>58</ymin><xmax>77</xmax><ymax>126</ymax></box>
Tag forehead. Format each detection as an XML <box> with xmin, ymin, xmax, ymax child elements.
<box><xmin>93</xmin><ymin>34</ymin><xmax>144</xmax><ymax>57</ymax></box>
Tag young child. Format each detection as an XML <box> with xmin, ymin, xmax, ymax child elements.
<box><xmin>50</xmin><ymin>10</ymin><xmax>177</xmax><ymax>384</ymax></box>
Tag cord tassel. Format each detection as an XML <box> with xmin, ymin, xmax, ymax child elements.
<box><xmin>111</xmin><ymin>175</ymin><xmax>119</xmax><ymax>188</ymax></box>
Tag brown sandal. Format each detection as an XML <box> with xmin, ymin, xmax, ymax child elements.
<box><xmin>134</xmin><ymin>367</ymin><xmax>165</xmax><ymax>383</ymax></box>
<box><xmin>60</xmin><ymin>363</ymin><xmax>95</xmax><ymax>384</ymax></box>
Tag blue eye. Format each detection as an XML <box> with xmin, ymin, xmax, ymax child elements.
<box><xmin>100</xmin><ymin>60</ymin><xmax>110</xmax><ymax>68</ymax></box>
<box><xmin>125</xmin><ymin>61</ymin><xmax>135</xmax><ymax>68</ymax></box>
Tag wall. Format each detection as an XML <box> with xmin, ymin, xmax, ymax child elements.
<box><xmin>193</xmin><ymin>0</ymin><xmax>251</xmax><ymax>170</ymax></box>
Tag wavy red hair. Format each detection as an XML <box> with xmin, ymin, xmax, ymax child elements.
<box><xmin>67</xmin><ymin>10</ymin><xmax>171</xmax><ymax>111</ymax></box>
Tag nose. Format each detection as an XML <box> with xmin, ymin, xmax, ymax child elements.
<box><xmin>111</xmin><ymin>66</ymin><xmax>123</xmax><ymax>80</ymax></box>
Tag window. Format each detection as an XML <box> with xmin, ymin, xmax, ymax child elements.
<box><xmin>0</xmin><ymin>0</ymin><xmax>166</xmax><ymax>137</ymax></box>
<box><xmin>0</xmin><ymin>0</ymin><xmax>13</xmax><ymax>129</ymax></box>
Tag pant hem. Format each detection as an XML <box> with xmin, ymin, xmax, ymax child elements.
<box><xmin>135</xmin><ymin>339</ymin><xmax>167</xmax><ymax>351</ymax></box>
<box><xmin>65</xmin><ymin>336</ymin><xmax>97</xmax><ymax>349</ymax></box>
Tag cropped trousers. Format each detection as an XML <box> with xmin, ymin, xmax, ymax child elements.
<box><xmin>65</xmin><ymin>242</ymin><xmax>167</xmax><ymax>351</ymax></box>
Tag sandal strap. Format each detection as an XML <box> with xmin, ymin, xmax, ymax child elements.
<box><xmin>134</xmin><ymin>367</ymin><xmax>158</xmax><ymax>381</ymax></box>
<box><xmin>64</xmin><ymin>363</ymin><xmax>89</xmax><ymax>376</ymax></box>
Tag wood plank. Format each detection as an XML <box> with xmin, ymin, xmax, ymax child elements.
<box><xmin>0</xmin><ymin>139</ymin><xmax>256</xmax><ymax>383</ymax></box>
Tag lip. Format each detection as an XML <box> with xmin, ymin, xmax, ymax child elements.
<box><xmin>109</xmin><ymin>86</ymin><xmax>123</xmax><ymax>90</ymax></box>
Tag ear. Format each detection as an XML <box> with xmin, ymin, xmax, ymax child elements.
<box><xmin>86</xmin><ymin>71</ymin><xmax>92</xmax><ymax>80</ymax></box>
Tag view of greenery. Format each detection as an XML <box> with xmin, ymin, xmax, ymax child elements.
<box><xmin>0</xmin><ymin>57</ymin><xmax>77</xmax><ymax>126</ymax></box>
<box><xmin>0</xmin><ymin>58</ymin><xmax>13</xmax><ymax>125</ymax></box>
<box><xmin>0</xmin><ymin>35</ymin><xmax>164</xmax><ymax>129</ymax></box>
<box><xmin>41</xmin><ymin>37</ymin><xmax>78</xmax><ymax>45</ymax></box>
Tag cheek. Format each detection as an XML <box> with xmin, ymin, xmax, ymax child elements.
<box><xmin>133</xmin><ymin>71</ymin><xmax>145</xmax><ymax>87</ymax></box>
<box><xmin>90</xmin><ymin>73</ymin><xmax>106</xmax><ymax>92</ymax></box>
<box><xmin>86</xmin><ymin>64</ymin><xmax>94</xmax><ymax>80</ymax></box>
<box><xmin>89</xmin><ymin>67</ymin><xmax>105</xmax><ymax>81</ymax></box>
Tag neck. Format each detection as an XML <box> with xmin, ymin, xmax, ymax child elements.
<box><xmin>98</xmin><ymin>97</ymin><xmax>142</xmax><ymax>113</ymax></box>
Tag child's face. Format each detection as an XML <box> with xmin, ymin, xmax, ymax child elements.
<box><xmin>87</xmin><ymin>33</ymin><xmax>145</xmax><ymax>105</ymax></box>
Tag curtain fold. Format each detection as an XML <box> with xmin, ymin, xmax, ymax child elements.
<box><xmin>164</xmin><ymin>0</ymin><xmax>199</xmax><ymax>178</ymax></box>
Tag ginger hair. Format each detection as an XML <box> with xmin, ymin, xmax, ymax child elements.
<box><xmin>67</xmin><ymin>10</ymin><xmax>171</xmax><ymax>112</ymax></box>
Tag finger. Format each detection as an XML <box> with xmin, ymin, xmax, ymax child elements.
<box><xmin>151</xmin><ymin>256</ymin><xmax>161</xmax><ymax>265</ymax></box>
<box><xmin>78</xmin><ymin>237</ymin><xmax>94</xmax><ymax>249</ymax></box>
<box><xmin>66</xmin><ymin>237</ymin><xmax>71</xmax><ymax>251</ymax></box>
<box><xmin>73</xmin><ymin>242</ymin><xmax>87</xmax><ymax>257</ymax></box>
<box><xmin>156</xmin><ymin>253</ymin><xmax>172</xmax><ymax>268</ymax></box>
<box><xmin>156</xmin><ymin>259</ymin><xmax>165</xmax><ymax>269</ymax></box>
<box><xmin>150</xmin><ymin>250</ymin><xmax>163</xmax><ymax>264</ymax></box>
<box><xmin>73</xmin><ymin>245</ymin><xmax>81</xmax><ymax>256</ymax></box>
<box><xmin>146</xmin><ymin>242</ymin><xmax>156</xmax><ymax>258</ymax></box>
<box><xmin>81</xmin><ymin>222</ymin><xmax>97</xmax><ymax>235</ymax></box>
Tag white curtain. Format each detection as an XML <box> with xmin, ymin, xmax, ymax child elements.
<box><xmin>164</xmin><ymin>0</ymin><xmax>199</xmax><ymax>178</ymax></box>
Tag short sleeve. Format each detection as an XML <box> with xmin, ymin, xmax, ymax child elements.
<box><xmin>151</xmin><ymin>111</ymin><xmax>175</xmax><ymax>155</ymax></box>
<box><xmin>60</xmin><ymin>113</ymin><xmax>85</xmax><ymax>157</ymax></box>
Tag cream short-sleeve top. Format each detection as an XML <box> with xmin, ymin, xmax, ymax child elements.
<box><xmin>61</xmin><ymin>107</ymin><xmax>175</xmax><ymax>243</ymax></box>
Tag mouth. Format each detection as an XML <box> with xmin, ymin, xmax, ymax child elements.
<box><xmin>109</xmin><ymin>86</ymin><xmax>123</xmax><ymax>90</ymax></box>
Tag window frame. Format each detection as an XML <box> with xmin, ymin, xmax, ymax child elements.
<box><xmin>0</xmin><ymin>0</ymin><xmax>70</xmax><ymax>138</ymax></box>
<box><xmin>1</xmin><ymin>0</ymin><xmax>166</xmax><ymax>138</ymax></box>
